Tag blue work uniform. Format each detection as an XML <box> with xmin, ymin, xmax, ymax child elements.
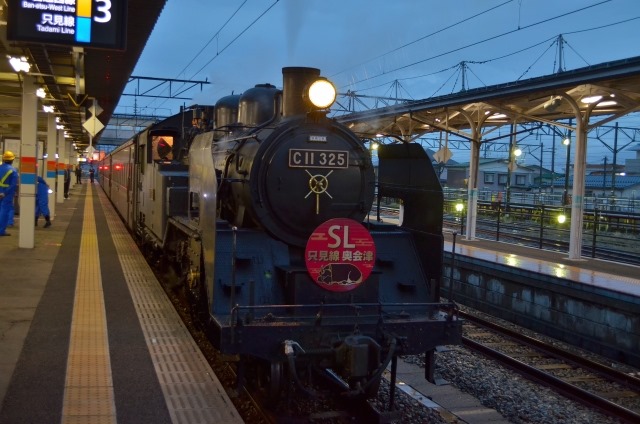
<box><xmin>0</xmin><ymin>162</ymin><xmax>18</xmax><ymax>235</ymax></box>
<box><xmin>35</xmin><ymin>176</ymin><xmax>51</xmax><ymax>221</ymax></box>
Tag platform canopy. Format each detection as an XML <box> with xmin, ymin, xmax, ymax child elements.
<box><xmin>0</xmin><ymin>0</ymin><xmax>168</xmax><ymax>153</ymax></box>
<box><xmin>336</xmin><ymin>56</ymin><xmax>640</xmax><ymax>142</ymax></box>
<box><xmin>337</xmin><ymin>56</ymin><xmax>640</xmax><ymax>261</ymax></box>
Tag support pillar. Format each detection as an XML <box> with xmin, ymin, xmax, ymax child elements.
<box><xmin>47</xmin><ymin>114</ymin><xmax>57</xmax><ymax>219</ymax></box>
<box><xmin>568</xmin><ymin>118</ymin><xmax>587</xmax><ymax>259</ymax></box>
<box><xmin>18</xmin><ymin>75</ymin><xmax>37</xmax><ymax>249</ymax></box>
<box><xmin>465</xmin><ymin>129</ymin><xmax>481</xmax><ymax>241</ymax></box>
<box><xmin>56</xmin><ymin>130</ymin><xmax>65</xmax><ymax>204</ymax></box>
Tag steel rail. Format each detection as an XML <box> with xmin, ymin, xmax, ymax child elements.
<box><xmin>461</xmin><ymin>313</ymin><xmax>640</xmax><ymax>424</ymax></box>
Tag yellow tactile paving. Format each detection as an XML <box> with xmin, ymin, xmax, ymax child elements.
<box><xmin>97</xmin><ymin>186</ymin><xmax>243</xmax><ymax>424</ymax></box>
<box><xmin>61</xmin><ymin>184</ymin><xmax>117</xmax><ymax>424</ymax></box>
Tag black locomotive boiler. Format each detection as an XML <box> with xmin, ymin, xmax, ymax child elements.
<box><xmin>99</xmin><ymin>67</ymin><xmax>462</xmax><ymax>401</ymax></box>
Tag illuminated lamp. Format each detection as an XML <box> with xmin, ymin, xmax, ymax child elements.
<box><xmin>306</xmin><ymin>78</ymin><xmax>336</xmax><ymax>109</ymax></box>
<box><xmin>8</xmin><ymin>56</ymin><xmax>31</xmax><ymax>73</ymax></box>
<box><xmin>557</xmin><ymin>214</ymin><xmax>566</xmax><ymax>224</ymax></box>
<box><xmin>581</xmin><ymin>95</ymin><xmax>602</xmax><ymax>104</ymax></box>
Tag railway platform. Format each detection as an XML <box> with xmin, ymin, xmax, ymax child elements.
<box><xmin>443</xmin><ymin>230</ymin><xmax>640</xmax><ymax>369</ymax></box>
<box><xmin>445</xmin><ymin>232</ymin><xmax>640</xmax><ymax>292</ymax></box>
<box><xmin>0</xmin><ymin>182</ymin><xmax>242</xmax><ymax>424</ymax></box>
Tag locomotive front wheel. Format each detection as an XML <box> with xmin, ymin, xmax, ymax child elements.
<box><xmin>268</xmin><ymin>361</ymin><xmax>284</xmax><ymax>401</ymax></box>
<box><xmin>251</xmin><ymin>359</ymin><xmax>285</xmax><ymax>402</ymax></box>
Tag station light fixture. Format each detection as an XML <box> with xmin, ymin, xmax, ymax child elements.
<box><xmin>455</xmin><ymin>203</ymin><xmax>465</xmax><ymax>234</ymax></box>
<box><xmin>36</xmin><ymin>87</ymin><xmax>46</xmax><ymax>98</ymax></box>
<box><xmin>557</xmin><ymin>214</ymin><xmax>567</xmax><ymax>224</ymax></box>
<box><xmin>8</xmin><ymin>56</ymin><xmax>31</xmax><ymax>73</ymax></box>
<box><xmin>581</xmin><ymin>95</ymin><xmax>602</xmax><ymax>104</ymax></box>
<box><xmin>581</xmin><ymin>94</ymin><xmax>617</xmax><ymax>108</ymax></box>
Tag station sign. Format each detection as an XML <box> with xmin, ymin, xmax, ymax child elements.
<box><xmin>7</xmin><ymin>0</ymin><xmax>127</xmax><ymax>50</ymax></box>
<box><xmin>305</xmin><ymin>218</ymin><xmax>376</xmax><ymax>292</ymax></box>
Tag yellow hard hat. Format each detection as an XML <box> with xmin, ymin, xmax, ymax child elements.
<box><xmin>2</xmin><ymin>151</ymin><xmax>15</xmax><ymax>161</ymax></box>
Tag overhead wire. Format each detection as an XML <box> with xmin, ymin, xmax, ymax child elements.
<box><xmin>330</xmin><ymin>0</ymin><xmax>516</xmax><ymax>80</ymax></box>
<box><xmin>140</xmin><ymin>0</ymin><xmax>279</xmax><ymax>111</ymax></box>
<box><xmin>350</xmin><ymin>12</ymin><xmax>637</xmax><ymax>98</ymax></box>
<box><xmin>340</xmin><ymin>0</ymin><xmax>614</xmax><ymax>89</ymax></box>
<box><xmin>133</xmin><ymin>0</ymin><xmax>631</xmax><ymax>117</ymax></box>
<box><xmin>176</xmin><ymin>0</ymin><xmax>249</xmax><ymax>80</ymax></box>
<box><xmin>189</xmin><ymin>0</ymin><xmax>280</xmax><ymax>78</ymax></box>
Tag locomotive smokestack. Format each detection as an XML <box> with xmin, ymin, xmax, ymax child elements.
<box><xmin>282</xmin><ymin>67</ymin><xmax>321</xmax><ymax>118</ymax></box>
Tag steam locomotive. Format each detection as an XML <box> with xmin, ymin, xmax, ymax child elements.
<box><xmin>99</xmin><ymin>67</ymin><xmax>462</xmax><ymax>401</ymax></box>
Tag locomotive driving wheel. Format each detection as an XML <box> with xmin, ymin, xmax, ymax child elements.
<box><xmin>184</xmin><ymin>244</ymin><xmax>209</xmax><ymax>329</ymax></box>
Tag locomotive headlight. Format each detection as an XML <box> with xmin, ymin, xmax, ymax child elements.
<box><xmin>307</xmin><ymin>78</ymin><xmax>337</xmax><ymax>109</ymax></box>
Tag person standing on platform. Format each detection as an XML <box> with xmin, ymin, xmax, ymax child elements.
<box><xmin>0</xmin><ymin>151</ymin><xmax>18</xmax><ymax>236</ymax></box>
<box><xmin>35</xmin><ymin>176</ymin><xmax>51</xmax><ymax>228</ymax></box>
<box><xmin>64</xmin><ymin>165</ymin><xmax>71</xmax><ymax>198</ymax></box>
<box><xmin>7</xmin><ymin>189</ymin><xmax>15</xmax><ymax>228</ymax></box>
<box><xmin>89</xmin><ymin>167</ymin><xmax>95</xmax><ymax>184</ymax></box>
<box><xmin>75</xmin><ymin>165</ymin><xmax>82</xmax><ymax>184</ymax></box>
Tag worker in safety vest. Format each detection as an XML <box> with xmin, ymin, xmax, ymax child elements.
<box><xmin>0</xmin><ymin>151</ymin><xmax>18</xmax><ymax>236</ymax></box>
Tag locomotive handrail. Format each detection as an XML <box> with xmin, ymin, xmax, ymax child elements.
<box><xmin>230</xmin><ymin>301</ymin><xmax>459</xmax><ymax>310</ymax></box>
<box><xmin>229</xmin><ymin>301</ymin><xmax>460</xmax><ymax>327</ymax></box>
<box><xmin>215</xmin><ymin>134</ymin><xmax>259</xmax><ymax>144</ymax></box>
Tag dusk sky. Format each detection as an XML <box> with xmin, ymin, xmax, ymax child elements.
<box><xmin>113</xmin><ymin>0</ymin><xmax>640</xmax><ymax>167</ymax></box>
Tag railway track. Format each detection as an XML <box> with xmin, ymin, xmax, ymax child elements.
<box><xmin>459</xmin><ymin>310</ymin><xmax>640</xmax><ymax>423</ymax></box>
